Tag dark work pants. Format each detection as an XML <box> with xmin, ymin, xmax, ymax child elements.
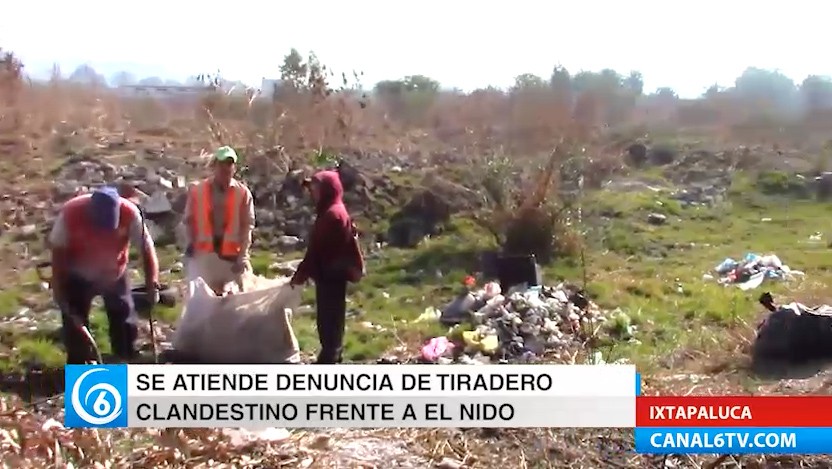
<box><xmin>314</xmin><ymin>278</ymin><xmax>348</xmax><ymax>364</ymax></box>
<box><xmin>60</xmin><ymin>273</ymin><xmax>138</xmax><ymax>364</ymax></box>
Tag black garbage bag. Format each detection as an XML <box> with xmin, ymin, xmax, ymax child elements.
<box><xmin>752</xmin><ymin>292</ymin><xmax>832</xmax><ymax>364</ymax></box>
<box><xmin>132</xmin><ymin>284</ymin><xmax>178</xmax><ymax>315</ymax></box>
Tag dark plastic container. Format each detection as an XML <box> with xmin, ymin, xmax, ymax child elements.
<box><xmin>480</xmin><ymin>250</ymin><xmax>500</xmax><ymax>279</ymax></box>
<box><xmin>131</xmin><ymin>284</ymin><xmax>178</xmax><ymax>313</ymax></box>
<box><xmin>496</xmin><ymin>254</ymin><xmax>541</xmax><ymax>292</ymax></box>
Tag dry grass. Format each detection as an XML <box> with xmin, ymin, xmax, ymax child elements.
<box><xmin>3</xmin><ymin>50</ymin><xmax>832</xmax><ymax>186</ymax></box>
<box><xmin>4</xmin><ymin>50</ymin><xmax>832</xmax><ymax>467</ymax></box>
<box><xmin>5</xmin><ymin>361</ymin><xmax>830</xmax><ymax>468</ymax></box>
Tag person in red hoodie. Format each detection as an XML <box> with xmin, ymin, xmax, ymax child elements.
<box><xmin>49</xmin><ymin>186</ymin><xmax>160</xmax><ymax>364</ymax></box>
<box><xmin>291</xmin><ymin>170</ymin><xmax>364</xmax><ymax>364</ymax></box>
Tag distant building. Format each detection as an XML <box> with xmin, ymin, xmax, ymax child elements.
<box><xmin>116</xmin><ymin>84</ymin><xmax>211</xmax><ymax>99</ymax></box>
<box><xmin>260</xmin><ymin>78</ymin><xmax>285</xmax><ymax>98</ymax></box>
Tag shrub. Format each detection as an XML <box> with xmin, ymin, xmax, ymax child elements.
<box><xmin>477</xmin><ymin>146</ymin><xmax>583</xmax><ymax>264</ymax></box>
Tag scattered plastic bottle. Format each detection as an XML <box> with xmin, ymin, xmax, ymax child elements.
<box><xmin>715</xmin><ymin>258</ymin><xmax>739</xmax><ymax>274</ymax></box>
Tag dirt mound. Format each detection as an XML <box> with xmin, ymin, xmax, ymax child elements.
<box><xmin>386</xmin><ymin>172</ymin><xmax>484</xmax><ymax>248</ymax></box>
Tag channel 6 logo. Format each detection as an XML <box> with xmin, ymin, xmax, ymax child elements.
<box><xmin>64</xmin><ymin>364</ymin><xmax>128</xmax><ymax>428</ymax></box>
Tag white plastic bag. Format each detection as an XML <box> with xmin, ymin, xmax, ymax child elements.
<box><xmin>171</xmin><ymin>273</ymin><xmax>303</xmax><ymax>364</ymax></box>
<box><xmin>183</xmin><ymin>253</ymin><xmax>244</xmax><ymax>296</ymax></box>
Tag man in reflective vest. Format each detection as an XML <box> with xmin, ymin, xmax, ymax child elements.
<box><xmin>182</xmin><ymin>146</ymin><xmax>255</xmax><ymax>294</ymax></box>
<box><xmin>49</xmin><ymin>186</ymin><xmax>160</xmax><ymax>364</ymax></box>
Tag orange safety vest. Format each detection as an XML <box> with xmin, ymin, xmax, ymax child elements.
<box><xmin>190</xmin><ymin>179</ymin><xmax>243</xmax><ymax>258</ymax></box>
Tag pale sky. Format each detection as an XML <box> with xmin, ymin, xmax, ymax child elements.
<box><xmin>1</xmin><ymin>0</ymin><xmax>827</xmax><ymax>98</ymax></box>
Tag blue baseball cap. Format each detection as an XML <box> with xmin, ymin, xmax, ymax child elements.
<box><xmin>89</xmin><ymin>186</ymin><xmax>121</xmax><ymax>230</ymax></box>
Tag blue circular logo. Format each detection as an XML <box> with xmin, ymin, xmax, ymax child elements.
<box><xmin>70</xmin><ymin>367</ymin><xmax>124</xmax><ymax>426</ymax></box>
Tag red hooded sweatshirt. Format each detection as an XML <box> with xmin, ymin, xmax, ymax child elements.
<box><xmin>293</xmin><ymin>170</ymin><xmax>357</xmax><ymax>283</ymax></box>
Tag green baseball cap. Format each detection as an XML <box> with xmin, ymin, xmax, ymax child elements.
<box><xmin>214</xmin><ymin>146</ymin><xmax>238</xmax><ymax>163</ymax></box>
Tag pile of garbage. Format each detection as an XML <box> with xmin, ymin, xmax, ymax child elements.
<box><xmin>417</xmin><ymin>280</ymin><xmax>608</xmax><ymax>363</ymax></box>
<box><xmin>711</xmin><ymin>253</ymin><xmax>803</xmax><ymax>291</ymax></box>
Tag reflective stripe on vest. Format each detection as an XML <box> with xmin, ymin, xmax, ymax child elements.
<box><xmin>190</xmin><ymin>180</ymin><xmax>243</xmax><ymax>258</ymax></box>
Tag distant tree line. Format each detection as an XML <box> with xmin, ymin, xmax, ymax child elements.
<box><xmin>23</xmin><ymin>49</ymin><xmax>832</xmax><ymax>121</ymax></box>
<box><xmin>369</xmin><ymin>66</ymin><xmax>832</xmax><ymax>118</ymax></box>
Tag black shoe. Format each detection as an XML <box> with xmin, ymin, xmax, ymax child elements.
<box><xmin>314</xmin><ymin>355</ymin><xmax>342</xmax><ymax>364</ymax></box>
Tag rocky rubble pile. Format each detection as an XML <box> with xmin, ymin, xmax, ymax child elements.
<box><xmin>660</xmin><ymin>150</ymin><xmax>733</xmax><ymax>206</ymax></box>
<box><xmin>420</xmin><ymin>281</ymin><xmax>607</xmax><ymax>363</ymax></box>
<box><xmin>2</xmin><ymin>147</ymin><xmax>479</xmax><ymax>253</ymax></box>
<box><xmin>43</xmin><ymin>153</ymin><xmax>357</xmax><ymax>251</ymax></box>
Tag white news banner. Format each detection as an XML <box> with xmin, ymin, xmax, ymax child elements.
<box><xmin>64</xmin><ymin>364</ymin><xmax>640</xmax><ymax>429</ymax></box>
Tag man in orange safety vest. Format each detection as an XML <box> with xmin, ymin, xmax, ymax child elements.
<box><xmin>182</xmin><ymin>146</ymin><xmax>255</xmax><ymax>293</ymax></box>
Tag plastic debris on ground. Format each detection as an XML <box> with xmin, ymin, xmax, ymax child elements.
<box><xmin>420</xmin><ymin>336</ymin><xmax>454</xmax><ymax>361</ymax></box>
<box><xmin>712</xmin><ymin>252</ymin><xmax>804</xmax><ymax>290</ymax></box>
<box><xmin>421</xmin><ymin>280</ymin><xmax>608</xmax><ymax>363</ymax></box>
<box><xmin>414</xmin><ymin>306</ymin><xmax>441</xmax><ymax>323</ymax></box>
